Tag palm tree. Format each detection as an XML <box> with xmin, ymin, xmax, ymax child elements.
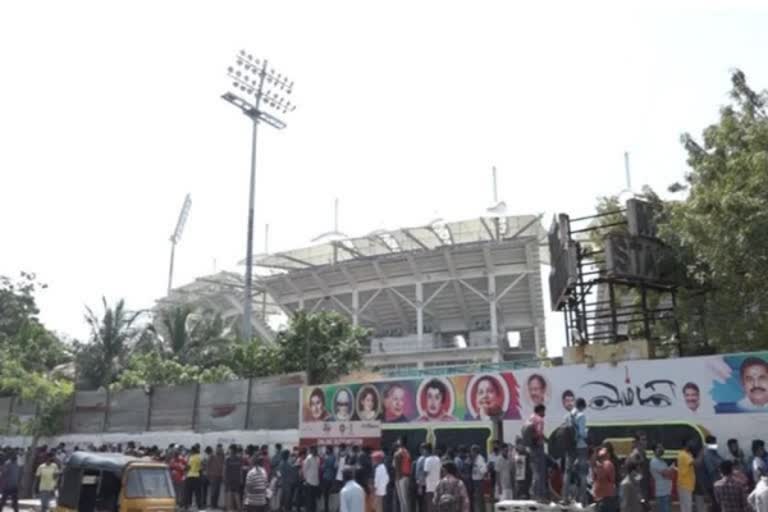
<box><xmin>157</xmin><ymin>306</ymin><xmax>231</xmax><ymax>367</ymax></box>
<box><xmin>83</xmin><ymin>297</ymin><xmax>144</xmax><ymax>388</ymax></box>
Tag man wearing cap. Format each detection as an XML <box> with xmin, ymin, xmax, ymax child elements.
<box><xmin>373</xmin><ymin>451</ymin><xmax>389</xmax><ymax>512</ymax></box>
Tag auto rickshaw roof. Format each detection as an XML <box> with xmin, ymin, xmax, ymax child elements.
<box><xmin>66</xmin><ymin>451</ymin><xmax>145</xmax><ymax>476</ymax></box>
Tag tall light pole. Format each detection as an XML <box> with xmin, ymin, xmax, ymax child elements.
<box><xmin>168</xmin><ymin>193</ymin><xmax>192</xmax><ymax>294</ymax></box>
<box><xmin>222</xmin><ymin>50</ymin><xmax>295</xmax><ymax>341</ymax></box>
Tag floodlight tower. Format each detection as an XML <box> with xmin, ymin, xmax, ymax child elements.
<box><xmin>168</xmin><ymin>193</ymin><xmax>192</xmax><ymax>294</ymax></box>
<box><xmin>222</xmin><ymin>50</ymin><xmax>296</xmax><ymax>342</ymax></box>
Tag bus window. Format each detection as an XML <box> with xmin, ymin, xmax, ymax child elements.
<box><xmin>433</xmin><ymin>427</ymin><xmax>493</xmax><ymax>455</ymax></box>
<box><xmin>382</xmin><ymin>428</ymin><xmax>428</xmax><ymax>454</ymax></box>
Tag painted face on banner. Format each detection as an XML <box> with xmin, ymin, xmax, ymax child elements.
<box><xmin>683</xmin><ymin>383</ymin><xmax>700</xmax><ymax>412</ymax></box>
<box><xmin>527</xmin><ymin>374</ymin><xmax>548</xmax><ymax>407</ymax></box>
<box><xmin>385</xmin><ymin>385</ymin><xmax>407</xmax><ymax>419</ymax></box>
<box><xmin>356</xmin><ymin>386</ymin><xmax>380</xmax><ymax>421</ymax></box>
<box><xmin>308</xmin><ymin>388</ymin><xmax>327</xmax><ymax>421</ymax></box>
<box><xmin>334</xmin><ymin>389</ymin><xmax>353</xmax><ymax>421</ymax></box>
<box><xmin>466</xmin><ymin>374</ymin><xmax>508</xmax><ymax>419</ymax></box>
<box><xmin>426</xmin><ymin>386</ymin><xmax>444</xmax><ymax>417</ymax></box>
<box><xmin>743</xmin><ymin>361</ymin><xmax>768</xmax><ymax>407</ymax></box>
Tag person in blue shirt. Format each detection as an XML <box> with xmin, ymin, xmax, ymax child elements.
<box><xmin>573</xmin><ymin>398</ymin><xmax>589</xmax><ymax>505</ymax></box>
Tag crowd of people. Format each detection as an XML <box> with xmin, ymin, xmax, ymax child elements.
<box><xmin>2</xmin><ymin>412</ymin><xmax>768</xmax><ymax>512</ymax></box>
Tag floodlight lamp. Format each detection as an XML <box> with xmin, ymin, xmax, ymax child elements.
<box><xmin>227</xmin><ymin>66</ymin><xmax>234</xmax><ymax>73</ymax></box>
<box><xmin>454</xmin><ymin>335</ymin><xmax>467</xmax><ymax>349</ymax></box>
<box><xmin>506</xmin><ymin>331</ymin><xmax>521</xmax><ymax>349</ymax></box>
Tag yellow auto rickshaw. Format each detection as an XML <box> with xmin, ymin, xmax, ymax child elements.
<box><xmin>56</xmin><ymin>452</ymin><xmax>175</xmax><ymax>512</ymax></box>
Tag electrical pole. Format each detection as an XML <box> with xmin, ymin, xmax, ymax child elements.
<box><xmin>222</xmin><ymin>50</ymin><xmax>296</xmax><ymax>341</ymax></box>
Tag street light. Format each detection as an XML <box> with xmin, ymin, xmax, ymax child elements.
<box><xmin>222</xmin><ymin>50</ymin><xmax>296</xmax><ymax>342</ymax></box>
<box><xmin>168</xmin><ymin>193</ymin><xmax>192</xmax><ymax>294</ymax></box>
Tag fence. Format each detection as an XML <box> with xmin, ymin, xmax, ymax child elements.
<box><xmin>0</xmin><ymin>372</ymin><xmax>306</xmax><ymax>436</ymax></box>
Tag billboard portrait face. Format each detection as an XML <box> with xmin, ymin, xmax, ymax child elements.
<box><xmin>683</xmin><ymin>382</ymin><xmax>700</xmax><ymax>412</ymax></box>
<box><xmin>526</xmin><ymin>373</ymin><xmax>548</xmax><ymax>407</ymax></box>
<box><xmin>417</xmin><ymin>378</ymin><xmax>455</xmax><ymax>421</ymax></box>
<box><xmin>307</xmin><ymin>387</ymin><xmax>329</xmax><ymax>422</ymax></box>
<box><xmin>562</xmin><ymin>389</ymin><xmax>575</xmax><ymax>412</ymax></box>
<box><xmin>466</xmin><ymin>374</ymin><xmax>509</xmax><ymax>420</ymax></box>
<box><xmin>741</xmin><ymin>358</ymin><xmax>768</xmax><ymax>407</ymax></box>
<box><xmin>333</xmin><ymin>388</ymin><xmax>353</xmax><ymax>421</ymax></box>
<box><xmin>356</xmin><ymin>385</ymin><xmax>381</xmax><ymax>421</ymax></box>
<box><xmin>383</xmin><ymin>383</ymin><xmax>412</xmax><ymax>422</ymax></box>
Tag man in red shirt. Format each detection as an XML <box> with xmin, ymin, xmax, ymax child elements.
<box><xmin>393</xmin><ymin>438</ymin><xmax>412</xmax><ymax>512</ymax></box>
<box><xmin>169</xmin><ymin>450</ymin><xmax>187</xmax><ymax>506</ymax></box>
<box><xmin>591</xmin><ymin>447</ymin><xmax>618</xmax><ymax>512</ymax></box>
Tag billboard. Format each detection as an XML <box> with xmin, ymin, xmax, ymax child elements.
<box><xmin>300</xmin><ymin>351</ymin><xmax>768</xmax><ymax>451</ymax></box>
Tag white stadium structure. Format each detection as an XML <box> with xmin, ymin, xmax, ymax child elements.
<box><xmin>158</xmin><ymin>215</ymin><xmax>548</xmax><ymax>373</ymax></box>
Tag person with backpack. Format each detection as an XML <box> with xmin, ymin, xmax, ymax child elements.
<box><xmin>572</xmin><ymin>398</ymin><xmax>589</xmax><ymax>505</ymax></box>
<box><xmin>433</xmin><ymin>462</ymin><xmax>469</xmax><ymax>512</ymax></box>
<box><xmin>523</xmin><ymin>404</ymin><xmax>547</xmax><ymax>500</ymax></box>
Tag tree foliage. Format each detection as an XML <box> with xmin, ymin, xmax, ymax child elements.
<box><xmin>112</xmin><ymin>351</ymin><xmax>235</xmax><ymax>391</ymax></box>
<box><xmin>77</xmin><ymin>297</ymin><xmax>145</xmax><ymax>389</ymax></box>
<box><xmin>586</xmin><ymin>70</ymin><xmax>768</xmax><ymax>353</ymax></box>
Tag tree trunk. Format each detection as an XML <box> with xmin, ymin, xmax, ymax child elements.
<box><xmin>20</xmin><ymin>434</ymin><xmax>39</xmax><ymax>498</ymax></box>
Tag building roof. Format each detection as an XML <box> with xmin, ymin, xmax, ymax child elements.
<box><xmin>253</xmin><ymin>215</ymin><xmax>548</xmax><ymax>271</ymax></box>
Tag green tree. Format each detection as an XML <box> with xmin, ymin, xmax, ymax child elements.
<box><xmin>667</xmin><ymin>69</ymin><xmax>768</xmax><ymax>351</ymax></box>
<box><xmin>79</xmin><ymin>298</ymin><xmax>145</xmax><ymax>388</ymax></box>
<box><xmin>112</xmin><ymin>351</ymin><xmax>235</xmax><ymax>390</ymax></box>
<box><xmin>0</xmin><ymin>354</ymin><xmax>73</xmax><ymax>497</ymax></box>
<box><xmin>0</xmin><ymin>273</ymin><xmax>70</xmax><ymax>372</ymax></box>
<box><xmin>271</xmin><ymin>311</ymin><xmax>367</xmax><ymax>384</ymax></box>
<box><xmin>156</xmin><ymin>306</ymin><xmax>232</xmax><ymax>367</ymax></box>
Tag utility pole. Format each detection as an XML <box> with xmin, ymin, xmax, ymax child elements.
<box><xmin>222</xmin><ymin>50</ymin><xmax>296</xmax><ymax>341</ymax></box>
<box><xmin>168</xmin><ymin>194</ymin><xmax>192</xmax><ymax>294</ymax></box>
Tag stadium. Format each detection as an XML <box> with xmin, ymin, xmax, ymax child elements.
<box><xmin>161</xmin><ymin>214</ymin><xmax>549</xmax><ymax>374</ymax></box>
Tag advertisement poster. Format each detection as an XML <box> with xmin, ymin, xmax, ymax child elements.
<box><xmin>300</xmin><ymin>351</ymin><xmax>768</xmax><ymax>448</ymax></box>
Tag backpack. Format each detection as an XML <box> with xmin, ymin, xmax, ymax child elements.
<box><xmin>521</xmin><ymin>422</ymin><xmax>538</xmax><ymax>448</ymax></box>
<box><xmin>437</xmin><ymin>478</ymin><xmax>463</xmax><ymax>512</ymax></box>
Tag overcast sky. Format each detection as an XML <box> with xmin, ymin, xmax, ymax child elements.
<box><xmin>2</xmin><ymin>2</ymin><xmax>767</xmax><ymax>355</ymax></box>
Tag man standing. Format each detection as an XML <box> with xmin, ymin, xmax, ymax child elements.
<box><xmin>620</xmin><ymin>460</ymin><xmax>646</xmax><ymax>512</ymax></box>
<box><xmin>303</xmin><ymin>447</ymin><xmax>321</xmax><ymax>512</ymax></box>
<box><xmin>424</xmin><ymin>444</ymin><xmax>442</xmax><ymax>512</ymax></box>
<box><xmin>433</xmin><ymin>462</ymin><xmax>469</xmax><ymax>512</ymax></box>
<box><xmin>749</xmin><ymin>468</ymin><xmax>768</xmax><ymax>512</ymax></box>
<box><xmin>713</xmin><ymin>460</ymin><xmax>749</xmax><ymax>512</ymax></box>
<box><xmin>628</xmin><ymin>432</ymin><xmax>651</xmax><ymax>500</ymax></box>
<box><xmin>0</xmin><ymin>452</ymin><xmax>20</xmax><ymax>512</ymax></box>
<box><xmin>35</xmin><ymin>453</ymin><xmax>58</xmax><ymax>512</ymax></box>
<box><xmin>560</xmin><ymin>391</ymin><xmax>576</xmax><ymax>502</ymax></box>
<box><xmin>525</xmin><ymin>404</ymin><xmax>547</xmax><ymax>500</ymax></box>
<box><xmin>591</xmin><ymin>447</ymin><xmax>617</xmax><ymax>512</ymax></box>
<box><xmin>677</xmin><ymin>441</ymin><xmax>697</xmax><ymax>512</ymax></box>
<box><xmin>753</xmin><ymin>441</ymin><xmax>768</xmax><ymax>484</ymax></box>
<box><xmin>278</xmin><ymin>450</ymin><xmax>300</xmax><ymax>512</ymax></box>
<box><xmin>726</xmin><ymin>439</ymin><xmax>749</xmax><ymax>483</ymax></box>
<box><xmin>650</xmin><ymin>444</ymin><xmax>674</xmax><ymax>512</ymax></box>
<box><xmin>373</xmin><ymin>451</ymin><xmax>389</xmax><ymax>512</ymax></box>
<box><xmin>393</xmin><ymin>438</ymin><xmax>412</xmax><ymax>512</ymax></box>
<box><xmin>572</xmin><ymin>398</ymin><xmax>588</xmax><ymax>505</ymax></box>
<box><xmin>208</xmin><ymin>444</ymin><xmax>225</xmax><ymax>510</ymax></box>
<box><xmin>225</xmin><ymin>445</ymin><xmax>244</xmax><ymax>512</ymax></box>
<box><xmin>340</xmin><ymin>468</ymin><xmax>365</xmax><ymax>512</ymax></box>
<box><xmin>470</xmin><ymin>446</ymin><xmax>487</xmax><ymax>512</ymax></box>
<box><xmin>186</xmin><ymin>445</ymin><xmax>204</xmax><ymax>511</ymax></box>
<box><xmin>244</xmin><ymin>456</ymin><xmax>269</xmax><ymax>512</ymax></box>
<box><xmin>321</xmin><ymin>446</ymin><xmax>337</xmax><ymax>512</ymax></box>
<box><xmin>415</xmin><ymin>444</ymin><xmax>428</xmax><ymax>512</ymax></box>
<box><xmin>494</xmin><ymin>444</ymin><xmax>513</xmax><ymax>501</ymax></box>
<box><xmin>702</xmin><ymin>436</ymin><xmax>724</xmax><ymax>512</ymax></box>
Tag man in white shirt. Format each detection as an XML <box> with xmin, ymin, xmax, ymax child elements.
<box><xmin>470</xmin><ymin>445</ymin><xmax>487</xmax><ymax>512</ymax></box>
<box><xmin>423</xmin><ymin>444</ymin><xmax>442</xmax><ymax>512</ymax></box>
<box><xmin>339</xmin><ymin>468</ymin><xmax>365</xmax><ymax>512</ymax></box>
<box><xmin>303</xmin><ymin>446</ymin><xmax>321</xmax><ymax>512</ymax></box>
<box><xmin>494</xmin><ymin>444</ymin><xmax>514</xmax><ymax>501</ymax></box>
<box><xmin>372</xmin><ymin>451</ymin><xmax>389</xmax><ymax>512</ymax></box>
<box><xmin>749</xmin><ymin>471</ymin><xmax>768</xmax><ymax>512</ymax></box>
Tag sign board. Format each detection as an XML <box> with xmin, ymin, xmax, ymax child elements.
<box><xmin>626</xmin><ymin>198</ymin><xmax>657</xmax><ymax>238</ymax></box>
<box><xmin>548</xmin><ymin>214</ymin><xmax>578</xmax><ymax>310</ymax></box>
<box><xmin>604</xmin><ymin>234</ymin><xmax>674</xmax><ymax>284</ymax></box>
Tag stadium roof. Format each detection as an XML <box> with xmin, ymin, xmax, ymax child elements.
<box><xmin>252</xmin><ymin>215</ymin><xmax>548</xmax><ymax>272</ymax></box>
